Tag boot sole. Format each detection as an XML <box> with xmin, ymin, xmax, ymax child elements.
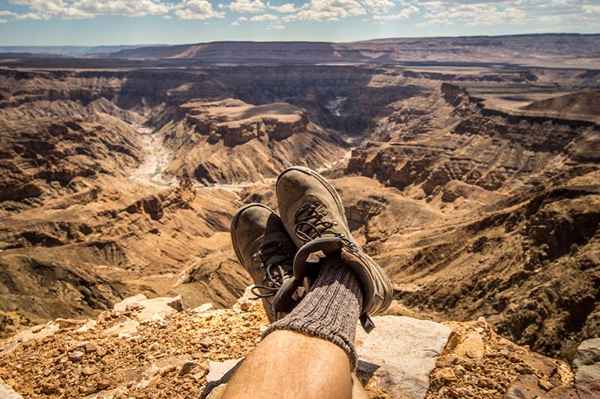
<box><xmin>230</xmin><ymin>202</ymin><xmax>277</xmax><ymax>267</ymax></box>
<box><xmin>276</xmin><ymin>166</ymin><xmax>349</xmax><ymax>231</ymax></box>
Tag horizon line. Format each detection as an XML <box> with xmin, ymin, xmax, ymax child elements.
<box><xmin>1</xmin><ymin>32</ymin><xmax>600</xmax><ymax>48</ymax></box>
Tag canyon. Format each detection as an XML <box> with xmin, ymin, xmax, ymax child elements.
<box><xmin>0</xmin><ymin>35</ymin><xmax>599</xmax><ymax>398</ymax></box>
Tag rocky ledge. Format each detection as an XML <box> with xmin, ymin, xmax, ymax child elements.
<box><xmin>0</xmin><ymin>292</ymin><xmax>596</xmax><ymax>399</ymax></box>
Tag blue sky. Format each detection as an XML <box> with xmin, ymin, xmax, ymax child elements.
<box><xmin>0</xmin><ymin>0</ymin><xmax>599</xmax><ymax>45</ymax></box>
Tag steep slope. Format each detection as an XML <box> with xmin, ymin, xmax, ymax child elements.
<box><xmin>0</xmin><ymin>101</ymin><xmax>143</xmax><ymax>213</ymax></box>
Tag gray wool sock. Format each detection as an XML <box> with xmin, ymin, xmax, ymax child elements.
<box><xmin>263</xmin><ymin>256</ymin><xmax>363</xmax><ymax>368</ymax></box>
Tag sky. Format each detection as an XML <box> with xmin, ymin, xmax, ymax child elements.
<box><xmin>0</xmin><ymin>0</ymin><xmax>599</xmax><ymax>45</ymax></box>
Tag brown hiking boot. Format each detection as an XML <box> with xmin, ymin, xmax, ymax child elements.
<box><xmin>230</xmin><ymin>203</ymin><xmax>299</xmax><ymax>322</ymax></box>
<box><xmin>276</xmin><ymin>166</ymin><xmax>393</xmax><ymax>332</ymax></box>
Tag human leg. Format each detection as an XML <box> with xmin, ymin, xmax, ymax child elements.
<box><xmin>223</xmin><ymin>330</ymin><xmax>353</xmax><ymax>399</ymax></box>
<box><xmin>223</xmin><ymin>258</ymin><xmax>363</xmax><ymax>399</ymax></box>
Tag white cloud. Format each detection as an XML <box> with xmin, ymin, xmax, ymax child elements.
<box><xmin>9</xmin><ymin>0</ymin><xmax>90</xmax><ymax>19</ymax></box>
<box><xmin>286</xmin><ymin>0</ymin><xmax>396</xmax><ymax>22</ymax></box>
<box><xmin>290</xmin><ymin>0</ymin><xmax>364</xmax><ymax>21</ymax></box>
<box><xmin>268</xmin><ymin>2</ymin><xmax>297</xmax><ymax>13</ymax></box>
<box><xmin>231</xmin><ymin>15</ymin><xmax>247</xmax><ymax>24</ymax></box>
<box><xmin>4</xmin><ymin>0</ymin><xmax>600</xmax><ymax>30</ymax></box>
<box><xmin>15</xmin><ymin>12</ymin><xmax>46</xmax><ymax>20</ymax></box>
<box><xmin>372</xmin><ymin>4</ymin><xmax>418</xmax><ymax>20</ymax></box>
<box><xmin>229</xmin><ymin>0</ymin><xmax>267</xmax><ymax>13</ymax></box>
<box><xmin>174</xmin><ymin>0</ymin><xmax>224</xmax><ymax>19</ymax></box>
<box><xmin>75</xmin><ymin>0</ymin><xmax>171</xmax><ymax>17</ymax></box>
<box><xmin>411</xmin><ymin>0</ymin><xmax>600</xmax><ymax>27</ymax></box>
<box><xmin>9</xmin><ymin>0</ymin><xmax>172</xmax><ymax>19</ymax></box>
<box><xmin>7</xmin><ymin>0</ymin><xmax>228</xmax><ymax>20</ymax></box>
<box><xmin>417</xmin><ymin>0</ymin><xmax>529</xmax><ymax>26</ymax></box>
<box><xmin>250</xmin><ymin>12</ymin><xmax>278</xmax><ymax>20</ymax></box>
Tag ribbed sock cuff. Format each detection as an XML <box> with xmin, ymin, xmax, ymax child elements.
<box><xmin>262</xmin><ymin>257</ymin><xmax>363</xmax><ymax>368</ymax></box>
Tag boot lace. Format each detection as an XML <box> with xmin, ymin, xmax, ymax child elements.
<box><xmin>250</xmin><ymin>240</ymin><xmax>293</xmax><ymax>299</ymax></box>
<box><xmin>293</xmin><ymin>201</ymin><xmax>360</xmax><ymax>253</ymax></box>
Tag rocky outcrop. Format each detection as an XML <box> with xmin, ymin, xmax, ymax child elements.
<box><xmin>179</xmin><ymin>99</ymin><xmax>310</xmax><ymax>147</ymax></box>
<box><xmin>157</xmin><ymin>99</ymin><xmax>346</xmax><ymax>185</ymax></box>
<box><xmin>0</xmin><ymin>294</ymin><xmax>266</xmax><ymax>398</ymax></box>
<box><xmin>1</xmin><ymin>292</ymin><xmax>575</xmax><ymax>398</ymax></box>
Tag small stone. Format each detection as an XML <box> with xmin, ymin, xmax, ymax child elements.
<box><xmin>149</xmin><ymin>342</ymin><xmax>160</xmax><ymax>351</ymax></box>
<box><xmin>82</xmin><ymin>367</ymin><xmax>97</xmax><ymax>376</ymax></box>
<box><xmin>84</xmin><ymin>343</ymin><xmax>97</xmax><ymax>353</ymax></box>
<box><xmin>538</xmin><ymin>378</ymin><xmax>554</xmax><ymax>390</ymax></box>
<box><xmin>438</xmin><ymin>367</ymin><xmax>458</xmax><ymax>382</ymax></box>
<box><xmin>79</xmin><ymin>383</ymin><xmax>99</xmax><ymax>395</ymax></box>
<box><xmin>160</xmin><ymin>365</ymin><xmax>177</xmax><ymax>376</ymax></box>
<box><xmin>199</xmin><ymin>339</ymin><xmax>211</xmax><ymax>351</ymax></box>
<box><xmin>76</xmin><ymin>319</ymin><xmax>97</xmax><ymax>333</ymax></box>
<box><xmin>455</xmin><ymin>332</ymin><xmax>485</xmax><ymax>360</ymax></box>
<box><xmin>95</xmin><ymin>378</ymin><xmax>111</xmax><ymax>391</ymax></box>
<box><xmin>41</xmin><ymin>382</ymin><xmax>59</xmax><ymax>395</ymax></box>
<box><xmin>179</xmin><ymin>361</ymin><xmax>197</xmax><ymax>376</ymax></box>
<box><xmin>69</xmin><ymin>350</ymin><xmax>84</xmax><ymax>362</ymax></box>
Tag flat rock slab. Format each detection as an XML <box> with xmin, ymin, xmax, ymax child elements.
<box><xmin>573</xmin><ymin>338</ymin><xmax>600</xmax><ymax>399</ymax></box>
<box><xmin>0</xmin><ymin>378</ymin><xmax>23</xmax><ymax>399</ymax></box>
<box><xmin>113</xmin><ymin>295</ymin><xmax>183</xmax><ymax>323</ymax></box>
<box><xmin>355</xmin><ymin>316</ymin><xmax>452</xmax><ymax>399</ymax></box>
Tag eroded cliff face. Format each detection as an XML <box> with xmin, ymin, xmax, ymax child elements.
<box><xmin>0</xmin><ymin>101</ymin><xmax>143</xmax><ymax>212</ymax></box>
<box><xmin>151</xmin><ymin>98</ymin><xmax>346</xmax><ymax>184</ymax></box>
<box><xmin>343</xmin><ymin>84</ymin><xmax>600</xmax><ymax>357</ymax></box>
